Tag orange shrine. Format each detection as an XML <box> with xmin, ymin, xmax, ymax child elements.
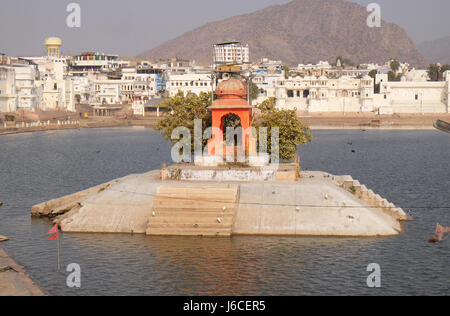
<box><xmin>208</xmin><ymin>77</ymin><xmax>256</xmax><ymax>157</ymax></box>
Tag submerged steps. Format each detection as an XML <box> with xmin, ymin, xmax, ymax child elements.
<box><xmin>146</xmin><ymin>185</ymin><xmax>239</xmax><ymax>237</ymax></box>
<box><xmin>335</xmin><ymin>176</ymin><xmax>407</xmax><ymax>221</ymax></box>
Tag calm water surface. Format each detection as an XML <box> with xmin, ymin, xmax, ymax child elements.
<box><xmin>0</xmin><ymin>127</ymin><xmax>449</xmax><ymax>295</ymax></box>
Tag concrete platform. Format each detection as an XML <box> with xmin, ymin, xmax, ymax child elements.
<box><xmin>0</xmin><ymin>248</ymin><xmax>45</xmax><ymax>296</ymax></box>
<box><xmin>31</xmin><ymin>167</ymin><xmax>406</xmax><ymax>237</ymax></box>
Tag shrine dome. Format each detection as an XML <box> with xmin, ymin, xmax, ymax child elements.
<box><xmin>215</xmin><ymin>78</ymin><xmax>247</xmax><ymax>99</ymax></box>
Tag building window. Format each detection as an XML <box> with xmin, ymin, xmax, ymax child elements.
<box><xmin>415</xmin><ymin>94</ymin><xmax>419</xmax><ymax>100</ymax></box>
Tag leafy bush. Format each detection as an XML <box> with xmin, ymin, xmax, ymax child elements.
<box><xmin>252</xmin><ymin>98</ymin><xmax>312</xmax><ymax>161</ymax></box>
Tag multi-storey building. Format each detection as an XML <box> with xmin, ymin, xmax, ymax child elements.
<box><xmin>166</xmin><ymin>73</ymin><xmax>213</xmax><ymax>97</ymax></box>
<box><xmin>12</xmin><ymin>62</ymin><xmax>40</xmax><ymax>110</ymax></box>
<box><xmin>136</xmin><ymin>65</ymin><xmax>166</xmax><ymax>93</ymax></box>
<box><xmin>213</xmin><ymin>41</ymin><xmax>250</xmax><ymax>65</ymax></box>
<box><xmin>70</xmin><ymin>52</ymin><xmax>129</xmax><ymax>74</ymax></box>
<box><xmin>73</xmin><ymin>75</ymin><xmax>94</xmax><ymax>104</ymax></box>
<box><xmin>274</xmin><ymin>75</ymin><xmax>374</xmax><ymax>112</ymax></box>
<box><xmin>256</xmin><ymin>72</ymin><xmax>449</xmax><ymax>114</ymax></box>
<box><xmin>94</xmin><ymin>80</ymin><xmax>122</xmax><ymax>105</ymax></box>
<box><xmin>0</xmin><ymin>66</ymin><xmax>17</xmax><ymax>112</ymax></box>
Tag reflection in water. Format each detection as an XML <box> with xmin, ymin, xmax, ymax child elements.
<box><xmin>0</xmin><ymin>128</ymin><xmax>449</xmax><ymax>295</ymax></box>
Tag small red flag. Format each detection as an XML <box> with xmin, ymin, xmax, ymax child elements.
<box><xmin>47</xmin><ymin>224</ymin><xmax>59</xmax><ymax>240</ymax></box>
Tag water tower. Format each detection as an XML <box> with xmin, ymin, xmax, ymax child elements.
<box><xmin>45</xmin><ymin>37</ymin><xmax>62</xmax><ymax>58</ymax></box>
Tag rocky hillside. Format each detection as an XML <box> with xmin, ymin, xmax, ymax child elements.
<box><xmin>418</xmin><ymin>35</ymin><xmax>450</xmax><ymax>64</ymax></box>
<box><xmin>138</xmin><ymin>0</ymin><xmax>426</xmax><ymax>66</ymax></box>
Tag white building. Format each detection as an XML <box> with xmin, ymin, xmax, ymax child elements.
<box><xmin>403</xmin><ymin>69</ymin><xmax>429</xmax><ymax>82</ymax></box>
<box><xmin>12</xmin><ymin>63</ymin><xmax>40</xmax><ymax>110</ymax></box>
<box><xmin>94</xmin><ymin>80</ymin><xmax>122</xmax><ymax>104</ymax></box>
<box><xmin>266</xmin><ymin>73</ymin><xmax>449</xmax><ymax>114</ymax></box>
<box><xmin>274</xmin><ymin>75</ymin><xmax>374</xmax><ymax>112</ymax></box>
<box><xmin>34</xmin><ymin>57</ymin><xmax>75</xmax><ymax>111</ymax></box>
<box><xmin>121</xmin><ymin>68</ymin><xmax>159</xmax><ymax>102</ymax></box>
<box><xmin>297</xmin><ymin>61</ymin><xmax>332</xmax><ymax>71</ymax></box>
<box><xmin>70</xmin><ymin>53</ymin><xmax>129</xmax><ymax>74</ymax></box>
<box><xmin>0</xmin><ymin>66</ymin><xmax>18</xmax><ymax>112</ymax></box>
<box><xmin>166</xmin><ymin>73</ymin><xmax>213</xmax><ymax>97</ymax></box>
<box><xmin>73</xmin><ymin>75</ymin><xmax>94</xmax><ymax>104</ymax></box>
<box><xmin>214</xmin><ymin>41</ymin><xmax>250</xmax><ymax>65</ymax></box>
<box><xmin>253</xmin><ymin>73</ymin><xmax>283</xmax><ymax>104</ymax></box>
<box><xmin>375</xmin><ymin>74</ymin><xmax>449</xmax><ymax>114</ymax></box>
<box><xmin>40</xmin><ymin>75</ymin><xmax>75</xmax><ymax>112</ymax></box>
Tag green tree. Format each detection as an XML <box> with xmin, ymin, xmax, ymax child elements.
<box><xmin>388</xmin><ymin>71</ymin><xmax>402</xmax><ymax>82</ymax></box>
<box><xmin>390</xmin><ymin>59</ymin><xmax>401</xmax><ymax>73</ymax></box>
<box><xmin>283</xmin><ymin>65</ymin><xmax>290</xmax><ymax>79</ymax></box>
<box><xmin>334</xmin><ymin>56</ymin><xmax>354</xmax><ymax>67</ymax></box>
<box><xmin>368</xmin><ymin>69</ymin><xmax>378</xmax><ymax>79</ymax></box>
<box><xmin>441</xmin><ymin>64</ymin><xmax>450</xmax><ymax>73</ymax></box>
<box><xmin>249</xmin><ymin>81</ymin><xmax>259</xmax><ymax>101</ymax></box>
<box><xmin>427</xmin><ymin>64</ymin><xmax>442</xmax><ymax>81</ymax></box>
<box><xmin>155</xmin><ymin>91</ymin><xmax>212</xmax><ymax>154</ymax></box>
<box><xmin>252</xmin><ymin>98</ymin><xmax>312</xmax><ymax>161</ymax></box>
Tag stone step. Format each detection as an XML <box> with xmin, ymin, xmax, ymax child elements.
<box><xmin>153</xmin><ymin>199</ymin><xmax>236</xmax><ymax>208</ymax></box>
<box><xmin>149</xmin><ymin>212</ymin><xmax>235</xmax><ymax>223</ymax></box>
<box><xmin>157</xmin><ymin>186</ymin><xmax>238</xmax><ymax>195</ymax></box>
<box><xmin>342</xmin><ymin>180</ymin><xmax>355</xmax><ymax>190</ymax></box>
<box><xmin>393</xmin><ymin>208</ymin><xmax>408</xmax><ymax>221</ymax></box>
<box><xmin>155</xmin><ymin>193</ymin><xmax>237</xmax><ymax>202</ymax></box>
<box><xmin>149</xmin><ymin>218</ymin><xmax>234</xmax><ymax>228</ymax></box>
<box><xmin>146</xmin><ymin>227</ymin><xmax>233</xmax><ymax>237</ymax></box>
<box><xmin>340</xmin><ymin>179</ymin><xmax>407</xmax><ymax>222</ymax></box>
<box><xmin>153</xmin><ymin>204</ymin><xmax>236</xmax><ymax>212</ymax></box>
<box><xmin>151</xmin><ymin>210</ymin><xmax>235</xmax><ymax>217</ymax></box>
<box><xmin>148</xmin><ymin>216</ymin><xmax>234</xmax><ymax>224</ymax></box>
<box><xmin>147</xmin><ymin>184</ymin><xmax>239</xmax><ymax>237</ymax></box>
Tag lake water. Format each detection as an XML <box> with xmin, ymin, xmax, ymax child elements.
<box><xmin>0</xmin><ymin>127</ymin><xmax>448</xmax><ymax>296</ymax></box>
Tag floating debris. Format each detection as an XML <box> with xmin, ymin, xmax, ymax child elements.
<box><xmin>0</xmin><ymin>201</ymin><xmax>3</xmax><ymax>207</ymax></box>
<box><xmin>428</xmin><ymin>223</ymin><xmax>450</xmax><ymax>243</ymax></box>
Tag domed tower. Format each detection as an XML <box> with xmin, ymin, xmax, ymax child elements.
<box><xmin>208</xmin><ymin>77</ymin><xmax>255</xmax><ymax>157</ymax></box>
<box><xmin>45</xmin><ymin>37</ymin><xmax>62</xmax><ymax>58</ymax></box>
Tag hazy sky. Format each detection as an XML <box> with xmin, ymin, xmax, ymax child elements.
<box><xmin>1</xmin><ymin>0</ymin><xmax>449</xmax><ymax>57</ymax></box>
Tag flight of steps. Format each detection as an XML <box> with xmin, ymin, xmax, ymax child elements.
<box><xmin>146</xmin><ymin>185</ymin><xmax>240</xmax><ymax>237</ymax></box>
<box><xmin>333</xmin><ymin>176</ymin><xmax>408</xmax><ymax>221</ymax></box>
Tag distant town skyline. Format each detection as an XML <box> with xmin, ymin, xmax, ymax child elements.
<box><xmin>1</xmin><ymin>0</ymin><xmax>450</xmax><ymax>57</ymax></box>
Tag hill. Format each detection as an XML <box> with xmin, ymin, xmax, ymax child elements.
<box><xmin>418</xmin><ymin>35</ymin><xmax>450</xmax><ymax>64</ymax></box>
<box><xmin>138</xmin><ymin>0</ymin><xmax>426</xmax><ymax>66</ymax></box>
